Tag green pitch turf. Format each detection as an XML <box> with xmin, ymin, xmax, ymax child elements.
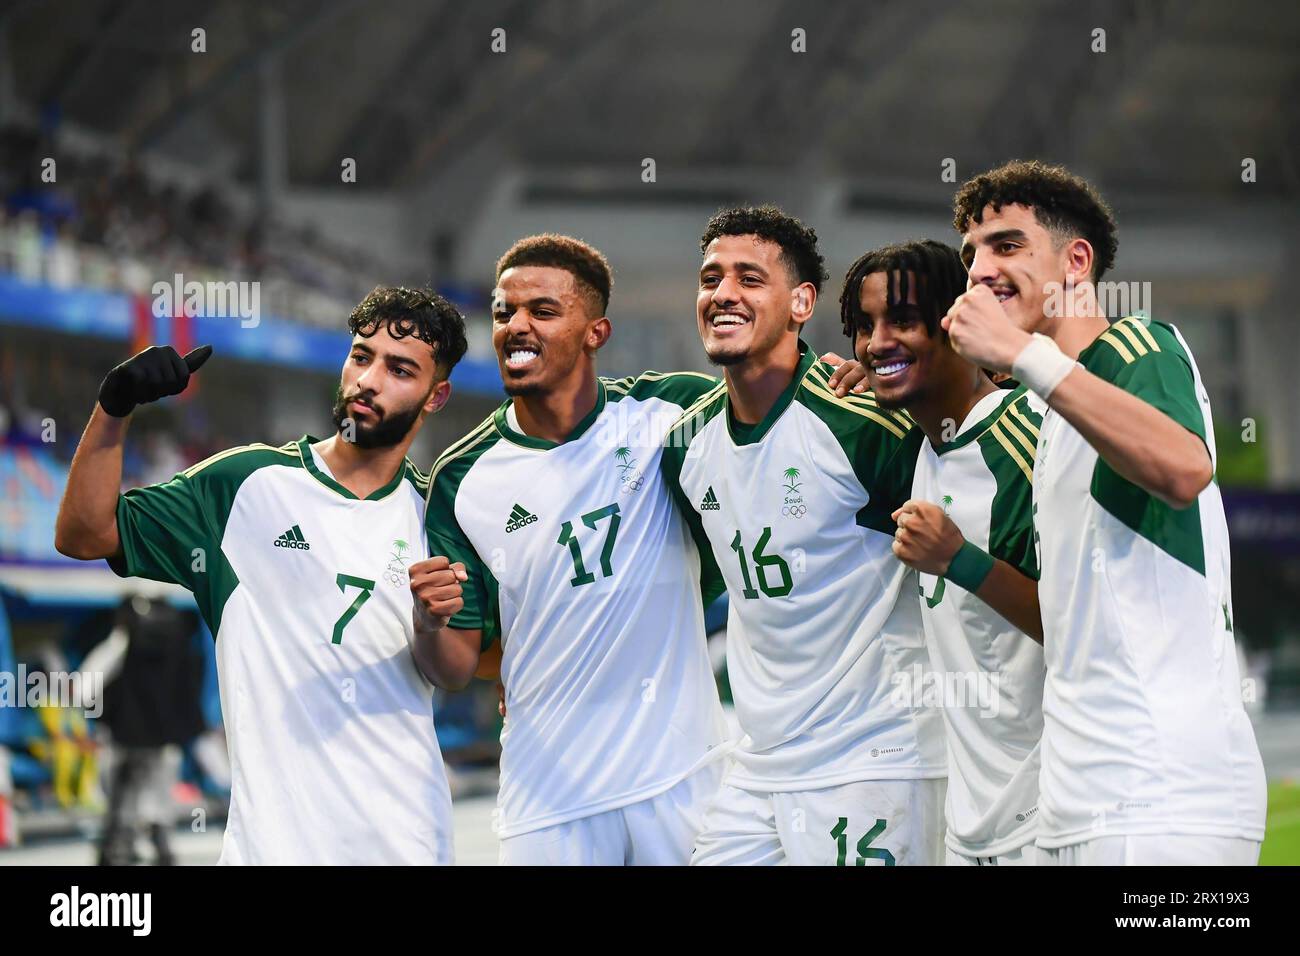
<box><xmin>1261</xmin><ymin>780</ymin><xmax>1300</xmax><ymax>865</ymax></box>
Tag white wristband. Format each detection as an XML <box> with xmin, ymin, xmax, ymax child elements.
<box><xmin>1012</xmin><ymin>333</ymin><xmax>1076</xmax><ymax>398</ymax></box>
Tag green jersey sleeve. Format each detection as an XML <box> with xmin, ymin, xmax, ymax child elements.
<box><xmin>607</xmin><ymin>370</ymin><xmax>721</xmax><ymax>410</ymax></box>
<box><xmin>796</xmin><ymin>367</ymin><xmax>921</xmax><ymax>535</ymax></box>
<box><xmin>113</xmin><ymin>443</ymin><xmax>296</xmax><ymax>585</ymax></box>
<box><xmin>112</xmin><ymin>443</ymin><xmax>298</xmax><ymax>633</ymax></box>
<box><xmin>1085</xmin><ymin>317</ymin><xmax>1207</xmax><ymax>442</ymax></box>
<box><xmin>113</xmin><ymin>472</ymin><xmax>218</xmax><ymax>589</ymax></box>
<box><xmin>857</xmin><ymin>425</ymin><xmax>925</xmax><ymax>534</ymax></box>
<box><xmin>1081</xmin><ymin>318</ymin><xmax>1209</xmax><ymax>575</ymax></box>
<box><xmin>977</xmin><ymin>391</ymin><xmax>1043</xmax><ymax>580</ymax></box>
<box><xmin>660</xmin><ymin>439</ymin><xmax>726</xmax><ymax>608</ymax></box>
<box><xmin>425</xmin><ymin>460</ymin><xmax>499</xmax><ymax>647</ymax></box>
<box><xmin>661</xmin><ymin>397</ymin><xmax>727</xmax><ymax>607</ymax></box>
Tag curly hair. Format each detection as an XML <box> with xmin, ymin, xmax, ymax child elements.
<box><xmin>348</xmin><ymin>286</ymin><xmax>468</xmax><ymax>379</ymax></box>
<box><xmin>952</xmin><ymin>160</ymin><xmax>1118</xmax><ymax>281</ymax></box>
<box><xmin>839</xmin><ymin>240</ymin><xmax>967</xmax><ymax>339</ymax></box>
<box><xmin>700</xmin><ymin>204</ymin><xmax>828</xmax><ymax>293</ymax></box>
<box><xmin>495</xmin><ymin>234</ymin><xmax>613</xmax><ymax>316</ymax></box>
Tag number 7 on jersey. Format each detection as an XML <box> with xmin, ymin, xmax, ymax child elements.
<box><xmin>332</xmin><ymin>573</ymin><xmax>376</xmax><ymax>644</ymax></box>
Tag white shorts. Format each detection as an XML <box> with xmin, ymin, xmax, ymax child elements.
<box><xmin>1040</xmin><ymin>835</ymin><xmax>1261</xmax><ymax>866</ymax></box>
<box><xmin>945</xmin><ymin>843</ymin><xmax>1044</xmax><ymax>866</ymax></box>
<box><xmin>691</xmin><ymin>777</ymin><xmax>946</xmax><ymax>866</ymax></box>
<box><xmin>498</xmin><ymin>762</ymin><xmax>722</xmax><ymax>866</ymax></box>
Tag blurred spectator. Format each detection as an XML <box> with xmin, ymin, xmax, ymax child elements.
<box><xmin>0</xmin><ymin>604</ymin><xmax>17</xmax><ymax>847</ymax></box>
<box><xmin>28</xmin><ymin>684</ymin><xmax>100</xmax><ymax>812</ymax></box>
<box><xmin>0</xmin><ymin>743</ymin><xmax>14</xmax><ymax>847</ymax></box>
<box><xmin>1</xmin><ymin>122</ymin><xmax>406</xmax><ymax>329</ymax></box>
<box><xmin>83</xmin><ymin>596</ymin><xmax>205</xmax><ymax>866</ymax></box>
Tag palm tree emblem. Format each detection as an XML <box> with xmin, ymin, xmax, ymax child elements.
<box><xmin>941</xmin><ymin>495</ymin><xmax>953</xmax><ymax>514</ymax></box>
<box><xmin>615</xmin><ymin>446</ymin><xmax>635</xmax><ymax>472</ymax></box>
<box><xmin>782</xmin><ymin>467</ymin><xmax>802</xmax><ymax>493</ymax></box>
<box><xmin>391</xmin><ymin>538</ymin><xmax>410</xmax><ymax>563</ymax></box>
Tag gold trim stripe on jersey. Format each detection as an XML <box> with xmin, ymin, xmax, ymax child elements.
<box><xmin>1111</xmin><ymin>320</ymin><xmax>1150</xmax><ymax>358</ymax></box>
<box><xmin>997</xmin><ymin>409</ymin><xmax>1037</xmax><ymax>462</ymax></box>
<box><xmin>1097</xmin><ymin>317</ymin><xmax>1161</xmax><ymax>365</ymax></box>
<box><xmin>974</xmin><ymin>399</ymin><xmax>1036</xmax><ymax>484</ymax></box>
<box><xmin>668</xmin><ymin>381</ymin><xmax>727</xmax><ymax>432</ymax></box>
<box><xmin>1005</xmin><ymin>400</ymin><xmax>1040</xmax><ymax>441</ymax></box>
<box><xmin>799</xmin><ymin>377</ymin><xmax>909</xmax><ymax>440</ymax></box>
<box><xmin>805</xmin><ymin>365</ymin><xmax>912</xmax><ymax>432</ymax></box>
<box><xmin>987</xmin><ymin>419</ymin><xmax>1034</xmax><ymax>483</ymax></box>
<box><xmin>1121</xmin><ymin>316</ymin><xmax>1161</xmax><ymax>353</ymax></box>
<box><xmin>181</xmin><ymin>441</ymin><xmax>298</xmax><ymax>479</ymax></box>
<box><xmin>604</xmin><ymin>370</ymin><xmax>718</xmax><ymax>397</ymax></box>
<box><xmin>427</xmin><ymin>415</ymin><xmax>496</xmax><ymax>493</ymax></box>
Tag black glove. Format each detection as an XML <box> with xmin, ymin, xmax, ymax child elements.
<box><xmin>98</xmin><ymin>345</ymin><xmax>213</xmax><ymax>417</ymax></box>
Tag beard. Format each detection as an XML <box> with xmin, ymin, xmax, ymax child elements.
<box><xmin>702</xmin><ymin>311</ymin><xmax>782</xmax><ymax>368</ymax></box>
<box><xmin>871</xmin><ymin>388</ymin><xmax>908</xmax><ymax>410</ymax></box>
<box><xmin>704</xmin><ymin>345</ymin><xmax>745</xmax><ymax>367</ymax></box>
<box><xmin>331</xmin><ymin>386</ymin><xmax>425</xmax><ymax>449</ymax></box>
<box><xmin>502</xmin><ymin>379</ymin><xmax>545</xmax><ymax>397</ymax></box>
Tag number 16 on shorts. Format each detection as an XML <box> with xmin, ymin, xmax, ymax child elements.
<box><xmin>831</xmin><ymin>817</ymin><xmax>895</xmax><ymax>866</ymax></box>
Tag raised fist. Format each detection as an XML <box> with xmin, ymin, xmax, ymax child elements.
<box><xmin>409</xmin><ymin>555</ymin><xmax>467</xmax><ymax>630</ymax></box>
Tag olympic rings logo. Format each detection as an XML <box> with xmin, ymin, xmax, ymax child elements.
<box><xmin>782</xmin><ymin>504</ymin><xmax>807</xmax><ymax>518</ymax></box>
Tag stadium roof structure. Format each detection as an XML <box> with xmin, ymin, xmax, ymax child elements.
<box><xmin>3</xmin><ymin>0</ymin><xmax>1297</xmax><ymax>201</ymax></box>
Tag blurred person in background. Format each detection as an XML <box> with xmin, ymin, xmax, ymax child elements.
<box><xmin>0</xmin><ymin>608</ymin><xmax>17</xmax><ymax>847</ymax></box>
<box><xmin>82</xmin><ymin>595</ymin><xmax>205</xmax><ymax>866</ymax></box>
<box><xmin>28</xmin><ymin>645</ymin><xmax>101</xmax><ymax>812</ymax></box>
<box><xmin>0</xmin><ymin>744</ymin><xmax>13</xmax><ymax>847</ymax></box>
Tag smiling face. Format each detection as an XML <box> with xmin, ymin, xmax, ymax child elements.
<box><xmin>960</xmin><ymin>202</ymin><xmax>1090</xmax><ymax>335</ymax></box>
<box><xmin>492</xmin><ymin>265</ymin><xmax>608</xmax><ymax>397</ymax></box>
<box><xmin>333</xmin><ymin>323</ymin><xmax>446</xmax><ymax>448</ymax></box>
<box><xmin>697</xmin><ymin>234</ymin><xmax>813</xmax><ymax>368</ymax></box>
<box><xmin>854</xmin><ymin>269</ymin><xmax>965</xmax><ymax>411</ymax></box>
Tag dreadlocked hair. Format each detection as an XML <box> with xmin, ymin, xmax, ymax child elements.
<box><xmin>839</xmin><ymin>239</ymin><xmax>967</xmax><ymax>339</ymax></box>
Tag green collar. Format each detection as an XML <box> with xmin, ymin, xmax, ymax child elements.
<box><xmin>932</xmin><ymin>386</ymin><xmax>1026</xmax><ymax>456</ymax></box>
<box><xmin>726</xmin><ymin>342</ymin><xmax>817</xmax><ymax>446</ymax></box>
<box><xmin>296</xmin><ymin>435</ymin><xmax>409</xmax><ymax>501</ymax></box>
<box><xmin>493</xmin><ymin>380</ymin><xmax>608</xmax><ymax>450</ymax></box>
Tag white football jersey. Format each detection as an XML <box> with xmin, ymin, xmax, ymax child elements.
<box><xmin>113</xmin><ymin>436</ymin><xmax>452</xmax><ymax>864</ymax></box>
<box><xmin>911</xmin><ymin>385</ymin><xmax>1047</xmax><ymax>858</ymax></box>
<box><xmin>662</xmin><ymin>343</ymin><xmax>947</xmax><ymax>791</ymax></box>
<box><xmin>1033</xmin><ymin>316</ymin><xmax>1265</xmax><ymax>847</ymax></box>
<box><xmin>425</xmin><ymin>372</ymin><xmax>730</xmax><ymax>839</ymax></box>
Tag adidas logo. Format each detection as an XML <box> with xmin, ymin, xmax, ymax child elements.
<box><xmin>274</xmin><ymin>525</ymin><xmax>311</xmax><ymax>551</ymax></box>
<box><xmin>700</xmin><ymin>486</ymin><xmax>721</xmax><ymax>511</ymax></box>
<box><xmin>505</xmin><ymin>504</ymin><xmax>538</xmax><ymax>534</ymax></box>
